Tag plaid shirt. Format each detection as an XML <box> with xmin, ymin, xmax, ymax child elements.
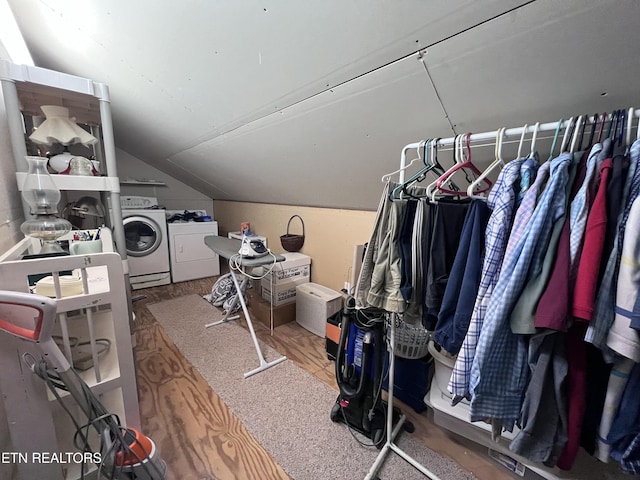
<box><xmin>588</xmin><ymin>139</ymin><xmax>640</xmax><ymax>350</ymax></box>
<box><xmin>448</xmin><ymin>158</ymin><xmax>523</xmax><ymax>401</ymax></box>
<box><xmin>470</xmin><ymin>153</ymin><xmax>572</xmax><ymax>429</ymax></box>
<box><xmin>569</xmin><ymin>143</ymin><xmax>603</xmax><ymax>266</ymax></box>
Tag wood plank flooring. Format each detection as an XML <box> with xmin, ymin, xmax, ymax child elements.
<box><xmin>132</xmin><ymin>276</ymin><xmax>517</xmax><ymax>480</ymax></box>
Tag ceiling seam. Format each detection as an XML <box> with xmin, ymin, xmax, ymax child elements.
<box><xmin>168</xmin><ymin>0</ymin><xmax>538</xmax><ymax>158</ymax></box>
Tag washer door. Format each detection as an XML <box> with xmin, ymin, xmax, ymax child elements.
<box><xmin>123</xmin><ymin>215</ymin><xmax>163</xmax><ymax>257</ymax></box>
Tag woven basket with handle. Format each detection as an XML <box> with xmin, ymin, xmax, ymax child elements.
<box><xmin>280</xmin><ymin>215</ymin><xmax>305</xmax><ymax>252</ymax></box>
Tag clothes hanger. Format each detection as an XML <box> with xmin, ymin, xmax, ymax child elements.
<box><xmin>517</xmin><ymin>124</ymin><xmax>528</xmax><ymax>159</ymax></box>
<box><xmin>391</xmin><ymin>139</ymin><xmax>439</xmax><ymax>199</ymax></box>
<box><xmin>560</xmin><ymin>116</ymin><xmax>574</xmax><ymax>153</ymax></box>
<box><xmin>425</xmin><ymin>136</ymin><xmax>456</xmax><ymax>200</ymax></box>
<box><xmin>569</xmin><ymin>116</ymin><xmax>584</xmax><ymax>153</ymax></box>
<box><xmin>606</xmin><ymin>110</ymin><xmax>619</xmax><ymax>140</ymax></box>
<box><xmin>576</xmin><ymin>114</ymin><xmax>589</xmax><ymax>152</ymax></box>
<box><xmin>427</xmin><ymin>134</ymin><xmax>462</xmax><ymax>201</ymax></box>
<box><xmin>546</xmin><ymin>118</ymin><xmax>564</xmax><ymax>161</ymax></box>
<box><xmin>586</xmin><ymin>113</ymin><xmax>598</xmax><ymax>148</ymax></box>
<box><xmin>431</xmin><ymin>133</ymin><xmax>493</xmax><ymax>199</ymax></box>
<box><xmin>381</xmin><ymin>142</ymin><xmax>424</xmax><ymax>183</ymax></box>
<box><xmin>617</xmin><ymin>109</ymin><xmax>627</xmax><ymax>147</ymax></box>
<box><xmin>467</xmin><ymin>127</ymin><xmax>507</xmax><ymax>200</ymax></box>
<box><xmin>596</xmin><ymin>112</ymin><xmax>607</xmax><ymax>144</ymax></box>
<box><xmin>626</xmin><ymin>107</ymin><xmax>634</xmax><ymax>147</ymax></box>
<box><xmin>528</xmin><ymin>122</ymin><xmax>540</xmax><ymax>159</ymax></box>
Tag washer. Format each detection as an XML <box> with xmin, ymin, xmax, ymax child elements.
<box><xmin>121</xmin><ymin>196</ymin><xmax>171</xmax><ymax>289</ymax></box>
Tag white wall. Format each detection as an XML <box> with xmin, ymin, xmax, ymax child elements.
<box><xmin>116</xmin><ymin>148</ymin><xmax>214</xmax><ymax>213</ymax></box>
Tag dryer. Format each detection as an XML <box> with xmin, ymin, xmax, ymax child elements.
<box><xmin>121</xmin><ymin>196</ymin><xmax>171</xmax><ymax>289</ymax></box>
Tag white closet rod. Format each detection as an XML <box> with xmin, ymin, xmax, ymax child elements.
<box><xmin>398</xmin><ymin>109</ymin><xmax>640</xmax><ymax>184</ymax></box>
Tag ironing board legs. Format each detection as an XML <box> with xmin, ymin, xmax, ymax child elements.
<box><xmin>205</xmin><ymin>269</ymin><xmax>286</xmax><ymax>378</ymax></box>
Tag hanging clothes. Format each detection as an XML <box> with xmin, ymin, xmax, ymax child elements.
<box><xmin>433</xmin><ymin>199</ymin><xmax>490</xmax><ymax>355</ymax></box>
<box><xmin>448</xmin><ymin>158</ymin><xmax>524</xmax><ymax>403</ymax></box>
<box><xmin>572</xmin><ymin>156</ymin><xmax>614</xmax><ymax>321</ymax></box>
<box><xmin>421</xmin><ymin>198</ymin><xmax>469</xmax><ymax>330</ymax></box>
<box><xmin>510</xmin><ymin>151</ymin><xmax>580</xmax><ymax>335</ymax></box>
<box><xmin>470</xmin><ymin>152</ymin><xmax>572</xmax><ymax>431</ymax></box>
<box><xmin>586</xmin><ymin>139</ymin><xmax>639</xmax><ymax>351</ymax></box>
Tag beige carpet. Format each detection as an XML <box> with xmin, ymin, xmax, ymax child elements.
<box><xmin>148</xmin><ymin>295</ymin><xmax>475</xmax><ymax>480</ymax></box>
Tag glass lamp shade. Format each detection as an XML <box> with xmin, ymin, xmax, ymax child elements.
<box><xmin>20</xmin><ymin>156</ymin><xmax>72</xmax><ymax>252</ymax></box>
<box><xmin>21</xmin><ymin>156</ymin><xmax>61</xmax><ymax>215</ymax></box>
<box><xmin>29</xmin><ymin>105</ymin><xmax>97</xmax><ymax>146</ymax></box>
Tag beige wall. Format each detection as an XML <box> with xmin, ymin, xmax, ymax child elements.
<box><xmin>213</xmin><ymin>200</ymin><xmax>376</xmax><ymax>293</ymax></box>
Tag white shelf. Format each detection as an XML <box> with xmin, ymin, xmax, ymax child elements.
<box><xmin>16</xmin><ymin>172</ymin><xmax>120</xmax><ymax>192</ymax></box>
<box><xmin>0</xmin><ymin>251</ymin><xmax>140</xmax><ymax>480</ymax></box>
<box><xmin>120</xmin><ymin>180</ymin><xmax>166</xmax><ymax>186</ymax></box>
<box><xmin>48</xmin><ymin>309</ymin><xmax>121</xmax><ymax>401</ymax></box>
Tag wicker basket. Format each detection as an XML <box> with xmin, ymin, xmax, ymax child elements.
<box><xmin>385</xmin><ymin>313</ymin><xmax>432</xmax><ymax>359</ymax></box>
<box><xmin>280</xmin><ymin>215</ymin><xmax>305</xmax><ymax>252</ymax></box>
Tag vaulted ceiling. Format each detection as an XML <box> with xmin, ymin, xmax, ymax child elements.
<box><xmin>7</xmin><ymin>0</ymin><xmax>640</xmax><ymax>210</ymax></box>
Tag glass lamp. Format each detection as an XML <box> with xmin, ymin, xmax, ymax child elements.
<box><xmin>20</xmin><ymin>156</ymin><xmax>72</xmax><ymax>253</ymax></box>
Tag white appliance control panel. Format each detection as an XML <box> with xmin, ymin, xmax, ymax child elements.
<box><xmin>120</xmin><ymin>196</ymin><xmax>159</xmax><ymax>209</ymax></box>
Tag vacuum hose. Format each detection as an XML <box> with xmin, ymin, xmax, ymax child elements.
<box><xmin>336</xmin><ymin>296</ymin><xmax>371</xmax><ymax>400</ymax></box>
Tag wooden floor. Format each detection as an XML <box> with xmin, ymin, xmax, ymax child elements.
<box><xmin>132</xmin><ymin>276</ymin><xmax>517</xmax><ymax>480</ymax></box>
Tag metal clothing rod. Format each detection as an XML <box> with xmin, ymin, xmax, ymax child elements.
<box><xmin>398</xmin><ymin>109</ymin><xmax>640</xmax><ymax>184</ymax></box>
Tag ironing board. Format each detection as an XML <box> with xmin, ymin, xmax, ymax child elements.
<box><xmin>203</xmin><ymin>235</ymin><xmax>287</xmax><ymax>378</ymax></box>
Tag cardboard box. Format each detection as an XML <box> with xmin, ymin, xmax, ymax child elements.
<box><xmin>261</xmin><ymin>276</ymin><xmax>309</xmax><ymax>306</ymax></box>
<box><xmin>263</xmin><ymin>252</ymin><xmax>311</xmax><ymax>284</ymax></box>
<box><xmin>249</xmin><ymin>294</ymin><xmax>296</xmax><ymax>328</ymax></box>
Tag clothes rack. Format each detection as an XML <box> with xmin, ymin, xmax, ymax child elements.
<box><xmin>366</xmin><ymin>108</ymin><xmax>640</xmax><ymax>480</ymax></box>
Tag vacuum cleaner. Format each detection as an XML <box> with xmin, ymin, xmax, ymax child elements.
<box><xmin>330</xmin><ymin>297</ymin><xmax>411</xmax><ymax>448</ymax></box>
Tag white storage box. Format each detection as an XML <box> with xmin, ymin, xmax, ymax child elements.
<box><xmin>295</xmin><ymin>283</ymin><xmax>343</xmax><ymax>337</ymax></box>
<box><xmin>261</xmin><ymin>276</ymin><xmax>309</xmax><ymax>306</ymax></box>
<box><xmin>263</xmin><ymin>252</ymin><xmax>311</xmax><ymax>284</ymax></box>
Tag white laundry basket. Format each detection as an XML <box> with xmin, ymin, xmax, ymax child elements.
<box><xmin>295</xmin><ymin>283</ymin><xmax>342</xmax><ymax>337</ymax></box>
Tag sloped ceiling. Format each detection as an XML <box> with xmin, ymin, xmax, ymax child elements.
<box><xmin>7</xmin><ymin>0</ymin><xmax>640</xmax><ymax>210</ymax></box>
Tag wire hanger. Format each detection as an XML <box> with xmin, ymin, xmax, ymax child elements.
<box><xmin>467</xmin><ymin>127</ymin><xmax>507</xmax><ymax>200</ymax></box>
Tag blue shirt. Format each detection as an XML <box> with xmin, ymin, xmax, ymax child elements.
<box><xmin>469</xmin><ymin>152</ymin><xmax>572</xmax><ymax>430</ymax></box>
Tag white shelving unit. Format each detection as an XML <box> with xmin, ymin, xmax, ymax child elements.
<box><xmin>0</xmin><ymin>60</ymin><xmax>128</xmax><ymax>263</ymax></box>
<box><xmin>0</xmin><ymin>238</ymin><xmax>140</xmax><ymax>480</ymax></box>
<box><xmin>0</xmin><ymin>62</ymin><xmax>140</xmax><ymax>480</ymax></box>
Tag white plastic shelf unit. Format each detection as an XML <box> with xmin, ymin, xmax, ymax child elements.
<box><xmin>0</xmin><ymin>237</ymin><xmax>140</xmax><ymax>480</ymax></box>
<box><xmin>0</xmin><ymin>60</ymin><xmax>128</xmax><ymax>264</ymax></box>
